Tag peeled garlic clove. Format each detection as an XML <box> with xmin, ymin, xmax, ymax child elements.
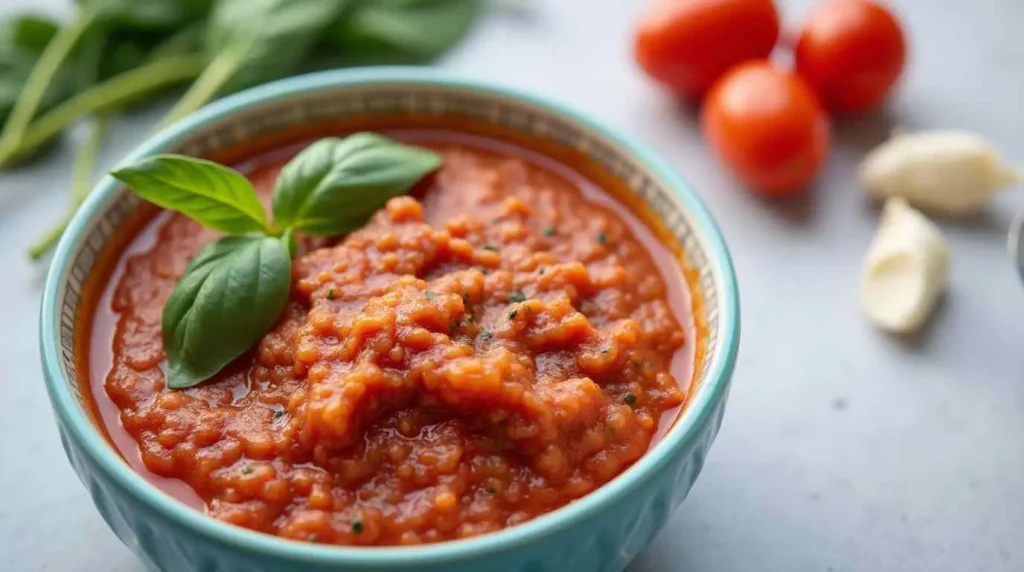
<box><xmin>859</xmin><ymin>129</ymin><xmax>1020</xmax><ymax>216</ymax></box>
<box><xmin>861</xmin><ymin>198</ymin><xmax>950</xmax><ymax>333</ymax></box>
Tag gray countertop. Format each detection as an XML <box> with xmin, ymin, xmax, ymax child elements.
<box><xmin>1</xmin><ymin>1</ymin><xmax>1022</xmax><ymax>570</ymax></box>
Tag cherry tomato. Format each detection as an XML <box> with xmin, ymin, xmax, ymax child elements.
<box><xmin>634</xmin><ymin>0</ymin><xmax>780</xmax><ymax>100</ymax></box>
<box><xmin>795</xmin><ymin>0</ymin><xmax>907</xmax><ymax>114</ymax></box>
<box><xmin>701</xmin><ymin>61</ymin><xmax>831</xmax><ymax>197</ymax></box>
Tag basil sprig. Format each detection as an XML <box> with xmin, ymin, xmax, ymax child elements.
<box><xmin>111</xmin><ymin>132</ymin><xmax>442</xmax><ymax>389</ymax></box>
<box><xmin>0</xmin><ymin>1</ymin><xmax>483</xmax><ymax>261</ymax></box>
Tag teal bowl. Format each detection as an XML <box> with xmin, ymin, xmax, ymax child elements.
<box><xmin>40</xmin><ymin>68</ymin><xmax>740</xmax><ymax>572</ymax></box>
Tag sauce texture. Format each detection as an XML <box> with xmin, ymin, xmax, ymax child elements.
<box><xmin>87</xmin><ymin>130</ymin><xmax>696</xmax><ymax>545</ymax></box>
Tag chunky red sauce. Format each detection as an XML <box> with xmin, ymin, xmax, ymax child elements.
<box><xmin>86</xmin><ymin>130</ymin><xmax>697</xmax><ymax>545</ymax></box>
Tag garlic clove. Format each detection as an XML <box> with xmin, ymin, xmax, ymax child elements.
<box><xmin>861</xmin><ymin>198</ymin><xmax>950</xmax><ymax>333</ymax></box>
<box><xmin>859</xmin><ymin>129</ymin><xmax>1019</xmax><ymax>216</ymax></box>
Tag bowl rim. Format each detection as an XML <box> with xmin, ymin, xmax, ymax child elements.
<box><xmin>40</xmin><ymin>66</ymin><xmax>740</xmax><ymax>566</ymax></box>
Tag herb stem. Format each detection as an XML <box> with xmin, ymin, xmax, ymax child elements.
<box><xmin>0</xmin><ymin>8</ymin><xmax>100</xmax><ymax>164</ymax></box>
<box><xmin>160</xmin><ymin>29</ymin><xmax>256</xmax><ymax>128</ymax></box>
<box><xmin>0</xmin><ymin>54</ymin><xmax>205</xmax><ymax>168</ymax></box>
<box><xmin>28</xmin><ymin>115</ymin><xmax>111</xmax><ymax>260</ymax></box>
<box><xmin>149</xmin><ymin>21</ymin><xmax>206</xmax><ymax>60</ymax></box>
<box><xmin>72</xmin><ymin>115</ymin><xmax>110</xmax><ymax>204</ymax></box>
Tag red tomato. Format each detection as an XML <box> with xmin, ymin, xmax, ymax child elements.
<box><xmin>634</xmin><ymin>0</ymin><xmax>780</xmax><ymax>100</ymax></box>
<box><xmin>701</xmin><ymin>61</ymin><xmax>831</xmax><ymax>197</ymax></box>
<box><xmin>795</xmin><ymin>0</ymin><xmax>907</xmax><ymax>114</ymax></box>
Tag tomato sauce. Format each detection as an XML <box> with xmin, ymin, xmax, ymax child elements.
<box><xmin>84</xmin><ymin>127</ymin><xmax>699</xmax><ymax>545</ymax></box>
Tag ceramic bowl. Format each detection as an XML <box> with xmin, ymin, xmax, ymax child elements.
<box><xmin>40</xmin><ymin>67</ymin><xmax>740</xmax><ymax>572</ymax></box>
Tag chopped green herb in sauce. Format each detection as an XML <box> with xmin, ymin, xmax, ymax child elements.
<box><xmin>484</xmin><ymin>486</ymin><xmax>497</xmax><ymax>494</ymax></box>
<box><xmin>326</xmin><ymin>288</ymin><xmax>336</xmax><ymax>300</ymax></box>
<box><xmin>482</xmin><ymin>244</ymin><xmax>498</xmax><ymax>252</ymax></box>
<box><xmin>597</xmin><ymin>231</ymin><xmax>608</xmax><ymax>244</ymax></box>
<box><xmin>624</xmin><ymin>393</ymin><xmax>637</xmax><ymax>406</ymax></box>
<box><xmin>351</xmin><ymin>520</ymin><xmax>364</xmax><ymax>534</ymax></box>
<box><xmin>424</xmin><ymin>290</ymin><xmax>437</xmax><ymax>300</ymax></box>
<box><xmin>542</xmin><ymin>226</ymin><xmax>556</xmax><ymax>237</ymax></box>
<box><xmin>241</xmin><ymin>467</ymin><xmax>254</xmax><ymax>475</ymax></box>
<box><xmin>508</xmin><ymin>290</ymin><xmax>527</xmax><ymax>303</ymax></box>
<box><xmin>273</xmin><ymin>410</ymin><xmax>285</xmax><ymax>421</ymax></box>
<box><xmin>508</xmin><ymin>308</ymin><xmax>518</xmax><ymax>319</ymax></box>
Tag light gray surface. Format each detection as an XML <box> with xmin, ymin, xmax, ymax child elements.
<box><xmin>1</xmin><ymin>1</ymin><xmax>1022</xmax><ymax>571</ymax></box>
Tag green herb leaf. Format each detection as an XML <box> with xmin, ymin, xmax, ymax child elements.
<box><xmin>0</xmin><ymin>14</ymin><xmax>59</xmax><ymax>53</ymax></box>
<box><xmin>271</xmin><ymin>133</ymin><xmax>442</xmax><ymax>235</ymax></box>
<box><xmin>160</xmin><ymin>0</ymin><xmax>350</xmax><ymax>124</ymax></box>
<box><xmin>76</xmin><ymin>0</ymin><xmax>195</xmax><ymax>31</ymax></box>
<box><xmin>150</xmin><ymin>21</ymin><xmax>207</xmax><ymax>59</ymax></box>
<box><xmin>98</xmin><ymin>15</ymin><xmax>207</xmax><ymax>82</ymax></box>
<box><xmin>0</xmin><ymin>8</ymin><xmax>103</xmax><ymax>167</ymax></box>
<box><xmin>206</xmin><ymin>0</ymin><xmax>352</xmax><ymax>94</ymax></box>
<box><xmin>0</xmin><ymin>16</ymin><xmax>70</xmax><ymax>127</ymax></box>
<box><xmin>507</xmin><ymin>290</ymin><xmax>526</xmax><ymax>303</ymax></box>
<box><xmin>330</xmin><ymin>0</ymin><xmax>481</xmax><ymax>61</ymax></box>
<box><xmin>162</xmin><ymin>235</ymin><xmax>291</xmax><ymax>389</ymax></box>
<box><xmin>112</xmin><ymin>154</ymin><xmax>273</xmax><ymax>235</ymax></box>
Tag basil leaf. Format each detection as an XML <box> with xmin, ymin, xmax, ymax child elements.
<box><xmin>0</xmin><ymin>14</ymin><xmax>59</xmax><ymax>53</ymax></box>
<box><xmin>75</xmin><ymin>0</ymin><xmax>194</xmax><ymax>31</ymax></box>
<box><xmin>72</xmin><ymin>29</ymin><xmax>106</xmax><ymax>91</ymax></box>
<box><xmin>0</xmin><ymin>15</ymin><xmax>84</xmax><ymax>158</ymax></box>
<box><xmin>206</xmin><ymin>0</ymin><xmax>352</xmax><ymax>93</ymax></box>
<box><xmin>271</xmin><ymin>133</ymin><xmax>442</xmax><ymax>235</ymax></box>
<box><xmin>0</xmin><ymin>16</ymin><xmax>66</xmax><ymax>124</ymax></box>
<box><xmin>330</xmin><ymin>0</ymin><xmax>481</xmax><ymax>61</ymax></box>
<box><xmin>163</xmin><ymin>235</ymin><xmax>291</xmax><ymax>389</ymax></box>
<box><xmin>111</xmin><ymin>155</ymin><xmax>273</xmax><ymax>235</ymax></box>
<box><xmin>96</xmin><ymin>24</ymin><xmax>205</xmax><ymax>106</ymax></box>
<box><xmin>77</xmin><ymin>0</ymin><xmax>210</xmax><ymax>80</ymax></box>
<box><xmin>98</xmin><ymin>34</ymin><xmax>157</xmax><ymax>82</ymax></box>
<box><xmin>149</xmin><ymin>22</ymin><xmax>207</xmax><ymax>60</ymax></box>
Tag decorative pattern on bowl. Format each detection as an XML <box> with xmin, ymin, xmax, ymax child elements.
<box><xmin>40</xmin><ymin>68</ymin><xmax>740</xmax><ymax>572</ymax></box>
